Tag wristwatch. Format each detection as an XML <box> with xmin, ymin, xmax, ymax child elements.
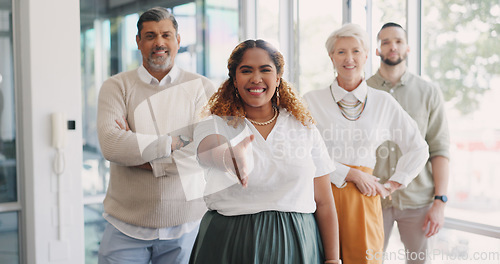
<box><xmin>434</xmin><ymin>195</ymin><xmax>448</xmax><ymax>203</ymax></box>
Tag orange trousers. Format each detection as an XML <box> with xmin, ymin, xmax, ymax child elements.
<box><xmin>331</xmin><ymin>165</ymin><xmax>384</xmax><ymax>264</ymax></box>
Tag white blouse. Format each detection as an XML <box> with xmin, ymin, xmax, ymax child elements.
<box><xmin>194</xmin><ymin>109</ymin><xmax>335</xmax><ymax>216</ymax></box>
<box><xmin>304</xmin><ymin>80</ymin><xmax>429</xmax><ymax>188</ymax></box>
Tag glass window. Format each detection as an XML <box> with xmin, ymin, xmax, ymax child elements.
<box><xmin>173</xmin><ymin>3</ymin><xmax>198</xmax><ymax>73</ymax></box>
<box><xmin>84</xmin><ymin>204</ymin><xmax>106</xmax><ymax>264</ymax></box>
<box><xmin>205</xmin><ymin>0</ymin><xmax>239</xmax><ymax>85</ymax></box>
<box><xmin>297</xmin><ymin>0</ymin><xmax>342</xmax><ymax>95</ymax></box>
<box><xmin>121</xmin><ymin>14</ymin><xmax>141</xmax><ymax>72</ymax></box>
<box><xmin>0</xmin><ymin>212</ymin><xmax>19</xmax><ymax>264</ymax></box>
<box><xmin>256</xmin><ymin>0</ymin><xmax>280</xmax><ymax>48</ymax></box>
<box><xmin>422</xmin><ymin>0</ymin><xmax>500</xmax><ymax>227</ymax></box>
<box><xmin>369</xmin><ymin>0</ymin><xmax>406</xmax><ymax>35</ymax></box>
<box><xmin>384</xmin><ymin>226</ymin><xmax>500</xmax><ymax>264</ymax></box>
<box><xmin>81</xmin><ymin>20</ymin><xmax>110</xmax><ymax>197</ymax></box>
<box><xmin>351</xmin><ymin>0</ymin><xmax>368</xmax><ymax>29</ymax></box>
<box><xmin>430</xmin><ymin>229</ymin><xmax>500</xmax><ymax>264</ymax></box>
<box><xmin>369</xmin><ymin>0</ymin><xmax>406</xmax><ymax>75</ymax></box>
<box><xmin>0</xmin><ymin>2</ymin><xmax>20</xmax><ymax>263</ymax></box>
<box><xmin>0</xmin><ymin>1</ymin><xmax>16</xmax><ymax>204</ymax></box>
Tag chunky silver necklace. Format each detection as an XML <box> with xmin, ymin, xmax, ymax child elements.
<box><xmin>247</xmin><ymin>107</ymin><xmax>278</xmax><ymax>126</ymax></box>
<box><xmin>329</xmin><ymin>84</ymin><xmax>367</xmax><ymax>121</ymax></box>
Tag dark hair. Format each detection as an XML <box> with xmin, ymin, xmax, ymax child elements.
<box><xmin>377</xmin><ymin>22</ymin><xmax>407</xmax><ymax>40</ymax></box>
<box><xmin>381</xmin><ymin>22</ymin><xmax>404</xmax><ymax>31</ymax></box>
<box><xmin>227</xmin><ymin>39</ymin><xmax>284</xmax><ymax>80</ymax></box>
<box><xmin>137</xmin><ymin>7</ymin><xmax>178</xmax><ymax>38</ymax></box>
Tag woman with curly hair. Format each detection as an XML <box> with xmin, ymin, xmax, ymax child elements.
<box><xmin>189</xmin><ymin>39</ymin><xmax>341</xmax><ymax>264</ymax></box>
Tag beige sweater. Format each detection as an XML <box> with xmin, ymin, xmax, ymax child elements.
<box><xmin>97</xmin><ymin>67</ymin><xmax>215</xmax><ymax>228</ymax></box>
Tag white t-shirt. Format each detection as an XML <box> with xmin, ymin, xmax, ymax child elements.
<box><xmin>303</xmin><ymin>80</ymin><xmax>429</xmax><ymax>188</ymax></box>
<box><xmin>194</xmin><ymin>109</ymin><xmax>335</xmax><ymax>216</ymax></box>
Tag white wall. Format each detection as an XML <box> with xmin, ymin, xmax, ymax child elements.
<box><xmin>16</xmin><ymin>0</ymin><xmax>84</xmax><ymax>263</ymax></box>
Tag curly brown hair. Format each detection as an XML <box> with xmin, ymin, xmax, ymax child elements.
<box><xmin>205</xmin><ymin>39</ymin><xmax>315</xmax><ymax>127</ymax></box>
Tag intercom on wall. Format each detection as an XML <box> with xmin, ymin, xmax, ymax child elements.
<box><xmin>51</xmin><ymin>112</ymin><xmax>67</xmax><ymax>242</ymax></box>
<box><xmin>52</xmin><ymin>112</ymin><xmax>67</xmax><ymax>150</ymax></box>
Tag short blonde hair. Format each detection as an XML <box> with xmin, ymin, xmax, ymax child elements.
<box><xmin>325</xmin><ymin>23</ymin><xmax>369</xmax><ymax>55</ymax></box>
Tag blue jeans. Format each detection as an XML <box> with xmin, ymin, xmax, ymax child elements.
<box><xmin>98</xmin><ymin>223</ymin><xmax>198</xmax><ymax>264</ymax></box>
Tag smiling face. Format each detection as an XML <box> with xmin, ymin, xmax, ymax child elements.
<box><xmin>233</xmin><ymin>47</ymin><xmax>281</xmax><ymax>112</ymax></box>
<box><xmin>136</xmin><ymin>19</ymin><xmax>180</xmax><ymax>75</ymax></box>
<box><xmin>330</xmin><ymin>36</ymin><xmax>368</xmax><ymax>90</ymax></box>
<box><xmin>376</xmin><ymin>26</ymin><xmax>409</xmax><ymax>66</ymax></box>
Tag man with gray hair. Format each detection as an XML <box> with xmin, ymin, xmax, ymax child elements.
<box><xmin>97</xmin><ymin>7</ymin><xmax>215</xmax><ymax>264</ymax></box>
<box><xmin>367</xmin><ymin>22</ymin><xmax>450</xmax><ymax>264</ymax></box>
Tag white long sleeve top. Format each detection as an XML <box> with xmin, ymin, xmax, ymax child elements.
<box><xmin>303</xmin><ymin>80</ymin><xmax>429</xmax><ymax>188</ymax></box>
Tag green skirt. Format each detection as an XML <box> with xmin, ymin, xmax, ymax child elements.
<box><xmin>189</xmin><ymin>210</ymin><xmax>325</xmax><ymax>264</ymax></box>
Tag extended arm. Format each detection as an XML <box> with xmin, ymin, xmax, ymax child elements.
<box><xmin>197</xmin><ymin>134</ymin><xmax>255</xmax><ymax>187</ymax></box>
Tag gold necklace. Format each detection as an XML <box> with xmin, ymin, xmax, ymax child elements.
<box><xmin>247</xmin><ymin>107</ymin><xmax>278</xmax><ymax>126</ymax></box>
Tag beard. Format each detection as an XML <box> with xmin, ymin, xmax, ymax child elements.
<box><xmin>381</xmin><ymin>53</ymin><xmax>407</xmax><ymax>66</ymax></box>
<box><xmin>147</xmin><ymin>49</ymin><xmax>172</xmax><ymax>71</ymax></box>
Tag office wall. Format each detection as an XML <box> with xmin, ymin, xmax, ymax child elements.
<box><xmin>17</xmin><ymin>0</ymin><xmax>84</xmax><ymax>263</ymax></box>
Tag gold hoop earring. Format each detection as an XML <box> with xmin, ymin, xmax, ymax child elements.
<box><xmin>235</xmin><ymin>88</ymin><xmax>240</xmax><ymax>99</ymax></box>
<box><xmin>276</xmin><ymin>88</ymin><xmax>280</xmax><ymax>106</ymax></box>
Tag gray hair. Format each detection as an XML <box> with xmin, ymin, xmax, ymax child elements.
<box><xmin>137</xmin><ymin>7</ymin><xmax>178</xmax><ymax>38</ymax></box>
<box><xmin>325</xmin><ymin>23</ymin><xmax>369</xmax><ymax>55</ymax></box>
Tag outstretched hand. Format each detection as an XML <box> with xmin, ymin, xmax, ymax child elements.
<box><xmin>227</xmin><ymin>135</ymin><xmax>255</xmax><ymax>187</ymax></box>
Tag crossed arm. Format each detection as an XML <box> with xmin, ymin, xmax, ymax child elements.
<box><xmin>115</xmin><ymin>117</ymin><xmax>190</xmax><ymax>171</ymax></box>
